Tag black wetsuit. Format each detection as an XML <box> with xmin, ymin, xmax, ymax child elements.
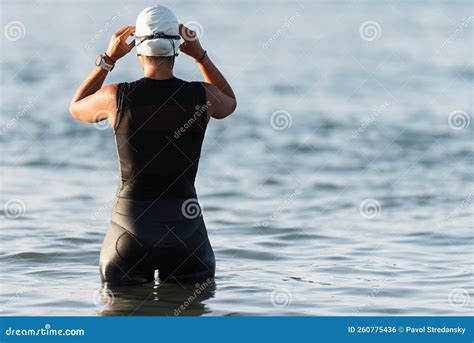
<box><xmin>99</xmin><ymin>77</ymin><xmax>215</xmax><ymax>285</ymax></box>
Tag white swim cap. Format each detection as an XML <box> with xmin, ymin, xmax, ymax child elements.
<box><xmin>135</xmin><ymin>5</ymin><xmax>180</xmax><ymax>57</ymax></box>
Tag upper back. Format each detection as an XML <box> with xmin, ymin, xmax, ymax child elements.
<box><xmin>114</xmin><ymin>77</ymin><xmax>209</xmax><ymax>200</ymax></box>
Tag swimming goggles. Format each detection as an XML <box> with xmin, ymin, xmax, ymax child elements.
<box><xmin>135</xmin><ymin>32</ymin><xmax>181</xmax><ymax>46</ymax></box>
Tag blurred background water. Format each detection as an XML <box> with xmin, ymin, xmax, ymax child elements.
<box><xmin>0</xmin><ymin>0</ymin><xmax>473</xmax><ymax>316</ymax></box>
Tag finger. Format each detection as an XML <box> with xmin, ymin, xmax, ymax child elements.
<box><xmin>179</xmin><ymin>24</ymin><xmax>186</xmax><ymax>37</ymax></box>
<box><xmin>114</xmin><ymin>26</ymin><xmax>133</xmax><ymax>37</ymax></box>
<box><xmin>179</xmin><ymin>24</ymin><xmax>195</xmax><ymax>40</ymax></box>
<box><xmin>119</xmin><ymin>26</ymin><xmax>135</xmax><ymax>41</ymax></box>
<box><xmin>126</xmin><ymin>39</ymin><xmax>135</xmax><ymax>51</ymax></box>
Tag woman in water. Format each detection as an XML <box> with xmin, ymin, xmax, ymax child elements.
<box><xmin>70</xmin><ymin>5</ymin><xmax>236</xmax><ymax>285</ymax></box>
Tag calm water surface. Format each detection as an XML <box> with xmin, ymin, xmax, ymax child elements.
<box><xmin>1</xmin><ymin>0</ymin><xmax>473</xmax><ymax>315</ymax></box>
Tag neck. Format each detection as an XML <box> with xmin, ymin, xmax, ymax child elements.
<box><xmin>143</xmin><ymin>59</ymin><xmax>174</xmax><ymax>80</ymax></box>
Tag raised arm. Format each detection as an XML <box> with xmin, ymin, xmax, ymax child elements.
<box><xmin>179</xmin><ymin>24</ymin><xmax>237</xmax><ymax>119</ymax></box>
<box><xmin>69</xmin><ymin>26</ymin><xmax>135</xmax><ymax>126</ymax></box>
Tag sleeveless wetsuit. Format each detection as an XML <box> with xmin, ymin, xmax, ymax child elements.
<box><xmin>99</xmin><ymin>77</ymin><xmax>215</xmax><ymax>285</ymax></box>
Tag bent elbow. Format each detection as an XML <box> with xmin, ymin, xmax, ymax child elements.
<box><xmin>69</xmin><ymin>103</ymin><xmax>79</xmax><ymax>120</ymax></box>
<box><xmin>220</xmin><ymin>98</ymin><xmax>237</xmax><ymax>119</ymax></box>
<box><xmin>230</xmin><ymin>98</ymin><xmax>237</xmax><ymax>114</ymax></box>
<box><xmin>207</xmin><ymin>96</ymin><xmax>237</xmax><ymax>120</ymax></box>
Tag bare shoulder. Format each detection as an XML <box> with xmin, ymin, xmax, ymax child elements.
<box><xmin>100</xmin><ymin>83</ymin><xmax>118</xmax><ymax>97</ymax></box>
<box><xmin>95</xmin><ymin>84</ymin><xmax>118</xmax><ymax>109</ymax></box>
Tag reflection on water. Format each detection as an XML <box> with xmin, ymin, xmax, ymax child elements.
<box><xmin>96</xmin><ymin>279</ymin><xmax>216</xmax><ymax>316</ymax></box>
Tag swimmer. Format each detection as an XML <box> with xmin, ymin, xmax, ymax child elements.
<box><xmin>69</xmin><ymin>5</ymin><xmax>236</xmax><ymax>285</ymax></box>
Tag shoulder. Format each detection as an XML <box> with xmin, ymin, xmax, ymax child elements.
<box><xmin>101</xmin><ymin>83</ymin><xmax>118</xmax><ymax>95</ymax></box>
<box><xmin>117</xmin><ymin>79</ymin><xmax>146</xmax><ymax>93</ymax></box>
<box><xmin>114</xmin><ymin>79</ymin><xmax>142</xmax><ymax>101</ymax></box>
<box><xmin>91</xmin><ymin>84</ymin><xmax>117</xmax><ymax>104</ymax></box>
<box><xmin>178</xmin><ymin>80</ymin><xmax>207</xmax><ymax>103</ymax></box>
<box><xmin>189</xmin><ymin>80</ymin><xmax>207</xmax><ymax>94</ymax></box>
<box><xmin>174</xmin><ymin>77</ymin><xmax>202</xmax><ymax>90</ymax></box>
